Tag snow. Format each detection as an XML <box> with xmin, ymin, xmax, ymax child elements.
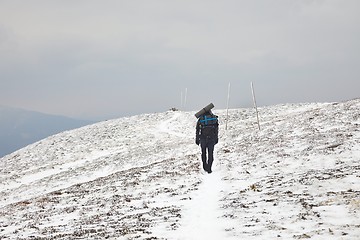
<box><xmin>1</xmin><ymin>99</ymin><xmax>360</xmax><ymax>239</ymax></box>
<box><xmin>174</xmin><ymin>167</ymin><xmax>229</xmax><ymax>240</ymax></box>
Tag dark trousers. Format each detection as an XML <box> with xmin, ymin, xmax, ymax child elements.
<box><xmin>200</xmin><ymin>139</ymin><xmax>215</xmax><ymax>173</ymax></box>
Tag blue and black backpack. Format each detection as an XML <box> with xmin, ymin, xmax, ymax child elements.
<box><xmin>198</xmin><ymin>113</ymin><xmax>218</xmax><ymax>138</ymax></box>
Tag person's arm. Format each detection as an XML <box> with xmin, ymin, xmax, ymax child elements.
<box><xmin>195</xmin><ymin>121</ymin><xmax>201</xmax><ymax>145</ymax></box>
<box><xmin>215</xmin><ymin>122</ymin><xmax>219</xmax><ymax>144</ymax></box>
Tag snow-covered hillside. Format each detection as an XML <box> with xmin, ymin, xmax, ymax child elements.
<box><xmin>1</xmin><ymin>99</ymin><xmax>359</xmax><ymax>239</ymax></box>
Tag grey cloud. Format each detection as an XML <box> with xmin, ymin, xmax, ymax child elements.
<box><xmin>0</xmin><ymin>0</ymin><xmax>359</xmax><ymax>120</ymax></box>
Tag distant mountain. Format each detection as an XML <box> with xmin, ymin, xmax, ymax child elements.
<box><xmin>0</xmin><ymin>106</ymin><xmax>94</xmax><ymax>158</ymax></box>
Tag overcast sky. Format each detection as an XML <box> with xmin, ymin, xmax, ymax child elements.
<box><xmin>0</xmin><ymin>0</ymin><xmax>359</xmax><ymax>120</ymax></box>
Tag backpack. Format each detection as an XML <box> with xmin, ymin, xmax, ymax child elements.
<box><xmin>199</xmin><ymin>114</ymin><xmax>218</xmax><ymax>126</ymax></box>
<box><xmin>198</xmin><ymin>113</ymin><xmax>218</xmax><ymax>138</ymax></box>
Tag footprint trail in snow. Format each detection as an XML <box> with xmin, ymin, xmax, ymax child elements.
<box><xmin>175</xmin><ymin>161</ymin><xmax>229</xmax><ymax>240</ymax></box>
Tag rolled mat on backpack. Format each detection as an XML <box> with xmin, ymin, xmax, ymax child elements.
<box><xmin>195</xmin><ymin>103</ymin><xmax>214</xmax><ymax>118</ymax></box>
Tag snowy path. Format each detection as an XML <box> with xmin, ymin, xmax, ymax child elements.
<box><xmin>174</xmin><ymin>147</ymin><xmax>235</xmax><ymax>240</ymax></box>
<box><xmin>176</xmin><ymin>167</ymin><xmax>226</xmax><ymax>239</ymax></box>
<box><xmin>155</xmin><ymin>111</ymin><xmax>229</xmax><ymax>239</ymax></box>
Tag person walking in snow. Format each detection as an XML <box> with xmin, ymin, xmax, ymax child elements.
<box><xmin>195</xmin><ymin>109</ymin><xmax>219</xmax><ymax>173</ymax></box>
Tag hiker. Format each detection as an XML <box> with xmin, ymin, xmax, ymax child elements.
<box><xmin>195</xmin><ymin>109</ymin><xmax>219</xmax><ymax>173</ymax></box>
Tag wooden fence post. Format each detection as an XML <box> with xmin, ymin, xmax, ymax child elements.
<box><xmin>251</xmin><ymin>82</ymin><xmax>260</xmax><ymax>130</ymax></box>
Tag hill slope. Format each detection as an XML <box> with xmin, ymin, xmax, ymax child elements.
<box><xmin>0</xmin><ymin>99</ymin><xmax>359</xmax><ymax>239</ymax></box>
